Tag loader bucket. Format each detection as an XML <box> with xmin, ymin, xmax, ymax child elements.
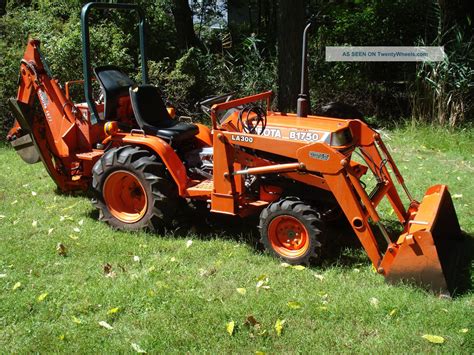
<box><xmin>385</xmin><ymin>185</ymin><xmax>463</xmax><ymax>295</ymax></box>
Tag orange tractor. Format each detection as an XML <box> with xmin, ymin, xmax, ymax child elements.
<box><xmin>7</xmin><ymin>3</ymin><xmax>463</xmax><ymax>295</ymax></box>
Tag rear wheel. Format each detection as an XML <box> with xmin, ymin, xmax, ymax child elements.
<box><xmin>92</xmin><ymin>145</ymin><xmax>178</xmax><ymax>231</ymax></box>
<box><xmin>259</xmin><ymin>197</ymin><xmax>323</xmax><ymax>265</ymax></box>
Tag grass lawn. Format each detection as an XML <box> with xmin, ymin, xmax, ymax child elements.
<box><xmin>0</xmin><ymin>125</ymin><xmax>473</xmax><ymax>353</ymax></box>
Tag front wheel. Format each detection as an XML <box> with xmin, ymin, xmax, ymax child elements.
<box><xmin>92</xmin><ymin>145</ymin><xmax>178</xmax><ymax>231</ymax></box>
<box><xmin>259</xmin><ymin>197</ymin><xmax>324</xmax><ymax>265</ymax></box>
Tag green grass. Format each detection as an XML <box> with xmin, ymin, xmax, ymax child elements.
<box><xmin>0</xmin><ymin>125</ymin><xmax>473</xmax><ymax>353</ymax></box>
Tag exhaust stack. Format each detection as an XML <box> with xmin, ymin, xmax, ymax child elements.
<box><xmin>296</xmin><ymin>22</ymin><xmax>312</xmax><ymax>117</ymax></box>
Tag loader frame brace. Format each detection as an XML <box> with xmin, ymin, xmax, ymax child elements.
<box><xmin>81</xmin><ymin>2</ymin><xmax>148</xmax><ymax>124</ymax></box>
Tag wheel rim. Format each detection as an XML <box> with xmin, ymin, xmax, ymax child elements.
<box><xmin>103</xmin><ymin>170</ymin><xmax>147</xmax><ymax>223</ymax></box>
<box><xmin>268</xmin><ymin>215</ymin><xmax>309</xmax><ymax>258</ymax></box>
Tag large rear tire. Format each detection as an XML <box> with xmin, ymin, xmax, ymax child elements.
<box><xmin>259</xmin><ymin>197</ymin><xmax>323</xmax><ymax>265</ymax></box>
<box><xmin>92</xmin><ymin>145</ymin><xmax>178</xmax><ymax>231</ymax></box>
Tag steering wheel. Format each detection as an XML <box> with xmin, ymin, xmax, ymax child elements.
<box><xmin>237</xmin><ymin>106</ymin><xmax>267</xmax><ymax>135</ymax></box>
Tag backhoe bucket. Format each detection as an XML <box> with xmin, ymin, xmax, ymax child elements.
<box><xmin>385</xmin><ymin>185</ymin><xmax>462</xmax><ymax>295</ymax></box>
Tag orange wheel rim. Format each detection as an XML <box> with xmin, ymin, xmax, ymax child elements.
<box><xmin>103</xmin><ymin>170</ymin><xmax>147</xmax><ymax>223</ymax></box>
<box><xmin>268</xmin><ymin>215</ymin><xmax>309</xmax><ymax>258</ymax></box>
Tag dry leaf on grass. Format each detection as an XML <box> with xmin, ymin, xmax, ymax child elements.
<box><xmin>56</xmin><ymin>243</ymin><xmax>67</xmax><ymax>256</ymax></box>
<box><xmin>37</xmin><ymin>292</ymin><xmax>48</xmax><ymax>302</ymax></box>
<box><xmin>12</xmin><ymin>281</ymin><xmax>21</xmax><ymax>290</ymax></box>
<box><xmin>99</xmin><ymin>321</ymin><xmax>113</xmax><ymax>330</ymax></box>
<box><xmin>369</xmin><ymin>297</ymin><xmax>379</xmax><ymax>307</ymax></box>
<box><xmin>107</xmin><ymin>307</ymin><xmax>120</xmax><ymax>315</ymax></box>
<box><xmin>287</xmin><ymin>301</ymin><xmax>302</xmax><ymax>309</ymax></box>
<box><xmin>292</xmin><ymin>265</ymin><xmax>306</xmax><ymax>270</ymax></box>
<box><xmin>244</xmin><ymin>315</ymin><xmax>260</xmax><ymax>328</ymax></box>
<box><xmin>274</xmin><ymin>319</ymin><xmax>285</xmax><ymax>336</ymax></box>
<box><xmin>131</xmin><ymin>343</ymin><xmax>146</xmax><ymax>353</ymax></box>
<box><xmin>186</xmin><ymin>240</ymin><xmax>193</xmax><ymax>248</ymax></box>
<box><xmin>236</xmin><ymin>288</ymin><xmax>247</xmax><ymax>295</ymax></box>
<box><xmin>72</xmin><ymin>316</ymin><xmax>82</xmax><ymax>324</ymax></box>
<box><xmin>422</xmin><ymin>334</ymin><xmax>445</xmax><ymax>344</ymax></box>
<box><xmin>226</xmin><ymin>320</ymin><xmax>235</xmax><ymax>336</ymax></box>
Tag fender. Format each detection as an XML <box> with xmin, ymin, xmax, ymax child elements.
<box><xmin>107</xmin><ymin>133</ymin><xmax>189</xmax><ymax>195</ymax></box>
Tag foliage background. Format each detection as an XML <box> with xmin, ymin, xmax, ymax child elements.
<box><xmin>0</xmin><ymin>0</ymin><xmax>472</xmax><ymax>139</ymax></box>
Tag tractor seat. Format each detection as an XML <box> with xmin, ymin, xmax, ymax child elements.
<box><xmin>129</xmin><ymin>85</ymin><xmax>198</xmax><ymax>143</ymax></box>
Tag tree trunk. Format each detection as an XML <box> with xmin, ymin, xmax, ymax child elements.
<box><xmin>277</xmin><ymin>0</ymin><xmax>306</xmax><ymax>112</ymax></box>
<box><xmin>171</xmin><ymin>0</ymin><xmax>201</xmax><ymax>50</ymax></box>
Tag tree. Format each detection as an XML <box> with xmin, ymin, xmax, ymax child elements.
<box><xmin>170</xmin><ymin>0</ymin><xmax>202</xmax><ymax>51</ymax></box>
<box><xmin>277</xmin><ymin>0</ymin><xmax>306</xmax><ymax>112</ymax></box>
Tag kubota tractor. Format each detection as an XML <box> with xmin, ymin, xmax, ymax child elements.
<box><xmin>7</xmin><ymin>3</ymin><xmax>463</xmax><ymax>295</ymax></box>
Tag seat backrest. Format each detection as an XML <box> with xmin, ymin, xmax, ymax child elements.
<box><xmin>129</xmin><ymin>85</ymin><xmax>174</xmax><ymax>130</ymax></box>
<box><xmin>94</xmin><ymin>65</ymin><xmax>134</xmax><ymax>120</ymax></box>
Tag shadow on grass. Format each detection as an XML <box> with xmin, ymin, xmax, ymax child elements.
<box><xmin>84</xmin><ymin>198</ymin><xmax>473</xmax><ymax>297</ymax></box>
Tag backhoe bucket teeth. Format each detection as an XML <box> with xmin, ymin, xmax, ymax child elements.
<box><xmin>385</xmin><ymin>185</ymin><xmax>462</xmax><ymax>295</ymax></box>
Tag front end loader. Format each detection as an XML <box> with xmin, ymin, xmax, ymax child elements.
<box><xmin>6</xmin><ymin>2</ymin><xmax>463</xmax><ymax>295</ymax></box>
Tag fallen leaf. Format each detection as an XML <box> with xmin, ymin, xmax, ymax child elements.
<box><xmin>72</xmin><ymin>316</ymin><xmax>82</xmax><ymax>324</ymax></box>
<box><xmin>13</xmin><ymin>219</ymin><xmax>19</xmax><ymax>225</ymax></box>
<box><xmin>103</xmin><ymin>263</ymin><xmax>116</xmax><ymax>278</ymax></box>
<box><xmin>133</xmin><ymin>256</ymin><xmax>140</xmax><ymax>262</ymax></box>
<box><xmin>131</xmin><ymin>342</ymin><xmax>146</xmax><ymax>353</ymax></box>
<box><xmin>0</xmin><ymin>214</ymin><xmax>5</xmax><ymax>219</ymax></box>
<box><xmin>48</xmin><ymin>228</ymin><xmax>54</xmax><ymax>235</ymax></box>
<box><xmin>389</xmin><ymin>309</ymin><xmax>397</xmax><ymax>317</ymax></box>
<box><xmin>314</xmin><ymin>274</ymin><xmax>324</xmax><ymax>281</ymax></box>
<box><xmin>56</xmin><ymin>243</ymin><xmax>67</xmax><ymax>256</ymax></box>
<box><xmin>287</xmin><ymin>301</ymin><xmax>302</xmax><ymax>309</ymax></box>
<box><xmin>58</xmin><ymin>334</ymin><xmax>65</xmax><ymax>341</ymax></box>
<box><xmin>170</xmin><ymin>257</ymin><xmax>176</xmax><ymax>262</ymax></box>
<box><xmin>236</xmin><ymin>288</ymin><xmax>247</xmax><ymax>295</ymax></box>
<box><xmin>73</xmin><ymin>227</ymin><xmax>80</xmax><ymax>233</ymax></box>
<box><xmin>452</xmin><ymin>194</ymin><xmax>463</xmax><ymax>199</ymax></box>
<box><xmin>0</xmin><ymin>274</ymin><xmax>6</xmax><ymax>278</ymax></box>
<box><xmin>226</xmin><ymin>320</ymin><xmax>235</xmax><ymax>336</ymax></box>
<box><xmin>353</xmin><ymin>268</ymin><xmax>360</xmax><ymax>273</ymax></box>
<box><xmin>274</xmin><ymin>319</ymin><xmax>285</xmax><ymax>336</ymax></box>
<box><xmin>292</xmin><ymin>265</ymin><xmax>306</xmax><ymax>270</ymax></box>
<box><xmin>280</xmin><ymin>262</ymin><xmax>291</xmax><ymax>268</ymax></box>
<box><xmin>69</xmin><ymin>234</ymin><xmax>79</xmax><ymax>240</ymax></box>
<box><xmin>459</xmin><ymin>328</ymin><xmax>468</xmax><ymax>333</ymax></box>
<box><xmin>99</xmin><ymin>321</ymin><xmax>113</xmax><ymax>330</ymax></box>
<box><xmin>422</xmin><ymin>334</ymin><xmax>445</xmax><ymax>344</ymax></box>
<box><xmin>31</xmin><ymin>191</ymin><xmax>37</xmax><ymax>196</ymax></box>
<box><xmin>318</xmin><ymin>306</ymin><xmax>328</xmax><ymax>311</ymax></box>
<box><xmin>78</xmin><ymin>219</ymin><xmax>84</xmax><ymax>226</ymax></box>
<box><xmin>11</xmin><ymin>200</ymin><xmax>18</xmax><ymax>205</ymax></box>
<box><xmin>148</xmin><ymin>266</ymin><xmax>156</xmax><ymax>272</ymax></box>
<box><xmin>369</xmin><ymin>297</ymin><xmax>379</xmax><ymax>307</ymax></box>
<box><xmin>244</xmin><ymin>315</ymin><xmax>260</xmax><ymax>327</ymax></box>
<box><xmin>186</xmin><ymin>240</ymin><xmax>193</xmax><ymax>248</ymax></box>
<box><xmin>32</xmin><ymin>220</ymin><xmax>38</xmax><ymax>228</ymax></box>
<box><xmin>107</xmin><ymin>307</ymin><xmax>120</xmax><ymax>315</ymax></box>
<box><xmin>256</xmin><ymin>275</ymin><xmax>269</xmax><ymax>290</ymax></box>
<box><xmin>199</xmin><ymin>267</ymin><xmax>217</xmax><ymax>277</ymax></box>
<box><xmin>37</xmin><ymin>292</ymin><xmax>48</xmax><ymax>302</ymax></box>
<box><xmin>12</xmin><ymin>281</ymin><xmax>21</xmax><ymax>290</ymax></box>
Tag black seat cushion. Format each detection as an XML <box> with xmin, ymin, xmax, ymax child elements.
<box><xmin>129</xmin><ymin>85</ymin><xmax>198</xmax><ymax>143</ymax></box>
<box><xmin>94</xmin><ymin>65</ymin><xmax>134</xmax><ymax>120</ymax></box>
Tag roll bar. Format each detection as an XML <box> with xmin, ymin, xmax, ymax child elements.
<box><xmin>81</xmin><ymin>2</ymin><xmax>148</xmax><ymax>124</ymax></box>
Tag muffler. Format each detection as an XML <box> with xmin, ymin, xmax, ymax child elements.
<box><xmin>385</xmin><ymin>185</ymin><xmax>463</xmax><ymax>295</ymax></box>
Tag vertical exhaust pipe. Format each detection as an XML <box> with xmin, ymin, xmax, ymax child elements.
<box><xmin>296</xmin><ymin>22</ymin><xmax>312</xmax><ymax>117</ymax></box>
